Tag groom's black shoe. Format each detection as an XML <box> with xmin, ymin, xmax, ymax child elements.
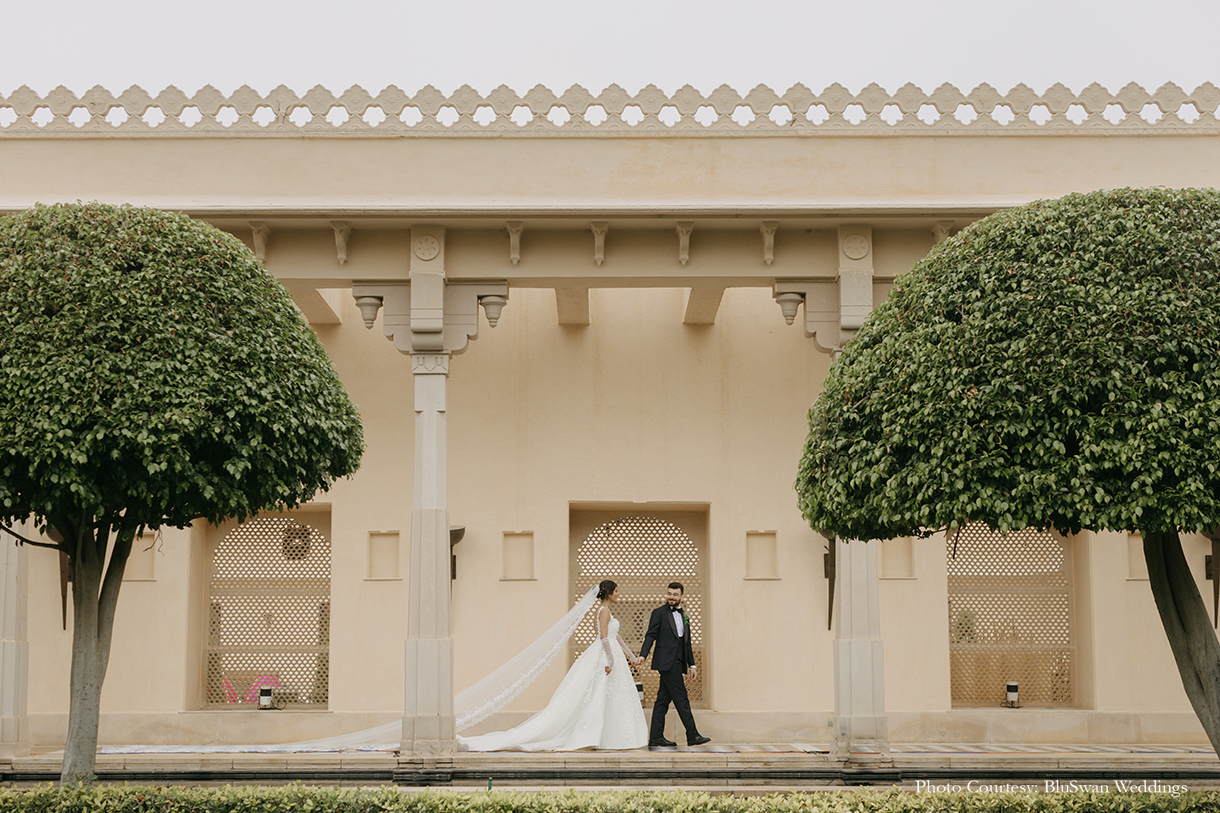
<box><xmin>687</xmin><ymin>735</ymin><xmax>711</xmax><ymax>746</ymax></box>
<box><xmin>649</xmin><ymin>737</ymin><xmax>677</xmax><ymax>748</ymax></box>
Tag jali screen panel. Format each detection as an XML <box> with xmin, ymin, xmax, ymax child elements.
<box><xmin>571</xmin><ymin>516</ymin><xmax>705</xmax><ymax>707</ymax></box>
<box><xmin>947</xmin><ymin>523</ymin><xmax>1073</xmax><ymax>707</ymax></box>
<box><xmin>206</xmin><ymin>516</ymin><xmax>331</xmax><ymax>708</ymax></box>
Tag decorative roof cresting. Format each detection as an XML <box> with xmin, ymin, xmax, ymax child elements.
<box><xmin>1</xmin><ymin>83</ymin><xmax>1218</xmax><ymax>137</ymax></box>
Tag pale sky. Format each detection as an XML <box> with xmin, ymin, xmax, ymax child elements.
<box><xmin>0</xmin><ymin>0</ymin><xmax>1214</xmax><ymax>98</ymax></box>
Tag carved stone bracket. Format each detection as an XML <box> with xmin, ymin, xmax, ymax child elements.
<box><xmin>933</xmin><ymin>220</ymin><xmax>955</xmax><ymax>243</ymax></box>
<box><xmin>506</xmin><ymin>221</ymin><xmax>523</xmax><ymax>265</ymax></box>
<box><xmin>760</xmin><ymin>221</ymin><xmax>777</xmax><ymax>265</ymax></box>
<box><xmin>332</xmin><ymin>221</ymin><xmax>352</xmax><ymax>265</ymax></box>
<box><xmin>249</xmin><ymin>221</ymin><xmax>270</xmax><ymax>263</ymax></box>
<box><xmin>775</xmin><ymin>228</ymin><xmax>876</xmax><ymax>353</ymax></box>
<box><xmin>774</xmin><ymin>280</ymin><xmax>841</xmax><ymax>353</ymax></box>
<box><xmin>771</xmin><ymin>228</ymin><xmax>878</xmax><ymax>354</ymax></box>
<box><xmin>591</xmin><ymin>222</ymin><xmax>608</xmax><ymax>266</ymax></box>
<box><xmin>676</xmin><ymin>222</ymin><xmax>693</xmax><ymax>266</ymax></box>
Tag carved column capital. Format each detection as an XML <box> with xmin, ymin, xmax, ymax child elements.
<box><xmin>411</xmin><ymin>353</ymin><xmax>451</xmax><ymax>375</ymax></box>
<box><xmin>352</xmin><ymin>280</ymin><xmax>509</xmax><ymax>357</ymax></box>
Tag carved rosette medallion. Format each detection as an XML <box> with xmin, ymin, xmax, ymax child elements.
<box><xmin>411</xmin><ymin>353</ymin><xmax>450</xmax><ymax>374</ymax></box>
<box><xmin>413</xmin><ymin>235</ymin><xmax>441</xmax><ymax>261</ymax></box>
<box><xmin>843</xmin><ymin>234</ymin><xmax>870</xmax><ymax>260</ymax></box>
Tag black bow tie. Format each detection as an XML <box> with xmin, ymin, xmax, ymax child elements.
<box><xmin>670</xmin><ymin>607</ymin><xmax>683</xmax><ymax>613</ymax></box>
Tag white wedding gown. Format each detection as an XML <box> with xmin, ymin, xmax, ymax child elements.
<box><xmin>457</xmin><ymin>613</ymin><xmax>648</xmax><ymax>751</ymax></box>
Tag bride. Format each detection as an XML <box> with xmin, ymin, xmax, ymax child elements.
<box><xmin>457</xmin><ymin>580</ymin><xmax>649</xmax><ymax>751</ymax></box>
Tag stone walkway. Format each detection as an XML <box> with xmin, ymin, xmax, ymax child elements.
<box><xmin>678</xmin><ymin>743</ymin><xmax>1217</xmax><ymax>754</ymax></box>
<box><xmin>892</xmin><ymin>743</ymin><xmax>1216</xmax><ymax>754</ymax></box>
<box><xmin>3</xmin><ymin>743</ymin><xmax>1218</xmax><ymax>787</ymax></box>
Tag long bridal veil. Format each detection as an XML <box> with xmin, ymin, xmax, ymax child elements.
<box><xmin>101</xmin><ymin>586</ymin><xmax>600</xmax><ymax>754</ymax></box>
<box><xmin>454</xmin><ymin>584</ymin><xmax>599</xmax><ymax>731</ymax></box>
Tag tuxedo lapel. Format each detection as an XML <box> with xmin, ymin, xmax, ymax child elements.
<box><xmin>666</xmin><ymin>606</ymin><xmax>680</xmax><ymax>638</ymax></box>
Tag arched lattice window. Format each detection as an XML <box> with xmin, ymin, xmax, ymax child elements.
<box><xmin>571</xmin><ymin>516</ymin><xmax>706</xmax><ymax>707</ymax></box>
<box><xmin>947</xmin><ymin>523</ymin><xmax>1073</xmax><ymax>707</ymax></box>
<box><xmin>205</xmin><ymin>515</ymin><xmax>330</xmax><ymax>708</ymax></box>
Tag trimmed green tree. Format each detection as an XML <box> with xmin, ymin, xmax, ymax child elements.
<box><xmin>797</xmin><ymin>188</ymin><xmax>1220</xmax><ymax>752</ymax></box>
<box><xmin>0</xmin><ymin>203</ymin><xmax>364</xmax><ymax>782</ymax></box>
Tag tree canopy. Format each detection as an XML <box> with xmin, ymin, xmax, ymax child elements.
<box><xmin>0</xmin><ymin>202</ymin><xmax>364</xmax><ymax>538</ymax></box>
<box><xmin>0</xmin><ymin>201</ymin><xmax>364</xmax><ymax>781</ymax></box>
<box><xmin>797</xmin><ymin>187</ymin><xmax>1220</xmax><ymax>542</ymax></box>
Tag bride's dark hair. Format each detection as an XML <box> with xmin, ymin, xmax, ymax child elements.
<box><xmin>597</xmin><ymin>579</ymin><xmax>617</xmax><ymax>600</ymax></box>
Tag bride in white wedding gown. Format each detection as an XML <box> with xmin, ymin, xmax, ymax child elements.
<box><xmin>458</xmin><ymin>580</ymin><xmax>649</xmax><ymax>751</ymax></box>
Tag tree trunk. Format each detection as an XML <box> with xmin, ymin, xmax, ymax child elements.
<box><xmin>60</xmin><ymin>521</ymin><xmax>133</xmax><ymax>784</ymax></box>
<box><xmin>1143</xmin><ymin>530</ymin><xmax>1220</xmax><ymax>756</ymax></box>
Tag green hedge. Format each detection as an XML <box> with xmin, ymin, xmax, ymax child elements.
<box><xmin>1</xmin><ymin>787</ymin><xmax>1219</xmax><ymax>813</ymax></box>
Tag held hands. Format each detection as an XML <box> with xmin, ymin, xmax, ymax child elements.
<box><xmin>613</xmin><ymin>656</ymin><xmax>645</xmax><ymax>676</ymax></box>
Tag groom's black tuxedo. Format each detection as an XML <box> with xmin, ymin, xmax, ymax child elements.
<box><xmin>640</xmin><ymin>603</ymin><xmax>695</xmax><ymax>672</ymax></box>
<box><xmin>640</xmin><ymin>603</ymin><xmax>703</xmax><ymax>744</ymax></box>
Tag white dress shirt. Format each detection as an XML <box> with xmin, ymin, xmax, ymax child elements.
<box><xmin>671</xmin><ymin>606</ymin><xmax>684</xmax><ymax>637</ymax></box>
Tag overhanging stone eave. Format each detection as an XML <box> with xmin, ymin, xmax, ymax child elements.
<box><xmin>0</xmin><ymin>203</ymin><xmax>1013</xmax><ymax>232</ymax></box>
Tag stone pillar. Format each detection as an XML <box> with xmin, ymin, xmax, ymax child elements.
<box><xmin>831</xmin><ymin>537</ymin><xmax>890</xmax><ymax>760</ymax></box>
<box><xmin>0</xmin><ymin>527</ymin><xmax>30</xmax><ymax>759</ymax></box>
<box><xmin>403</xmin><ymin>352</ymin><xmax>454</xmax><ymax>755</ymax></box>
<box><xmin>353</xmin><ymin>227</ymin><xmax>508</xmax><ymax>760</ymax></box>
<box><xmin>773</xmin><ymin>229</ymin><xmax>888</xmax><ymax>760</ymax></box>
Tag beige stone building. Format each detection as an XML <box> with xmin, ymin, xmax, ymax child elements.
<box><xmin>1</xmin><ymin>81</ymin><xmax>1219</xmax><ymax>758</ymax></box>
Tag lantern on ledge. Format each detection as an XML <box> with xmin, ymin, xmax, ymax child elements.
<box><xmin>1003</xmin><ymin>681</ymin><xmax>1020</xmax><ymax>708</ymax></box>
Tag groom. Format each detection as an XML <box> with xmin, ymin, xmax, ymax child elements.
<box><xmin>639</xmin><ymin>582</ymin><xmax>711</xmax><ymax>748</ymax></box>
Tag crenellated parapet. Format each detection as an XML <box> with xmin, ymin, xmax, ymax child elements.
<box><xmin>1</xmin><ymin>82</ymin><xmax>1219</xmax><ymax>137</ymax></box>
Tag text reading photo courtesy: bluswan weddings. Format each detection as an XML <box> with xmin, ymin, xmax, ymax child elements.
<box><xmin>915</xmin><ymin>779</ymin><xmax>1189</xmax><ymax>796</ymax></box>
